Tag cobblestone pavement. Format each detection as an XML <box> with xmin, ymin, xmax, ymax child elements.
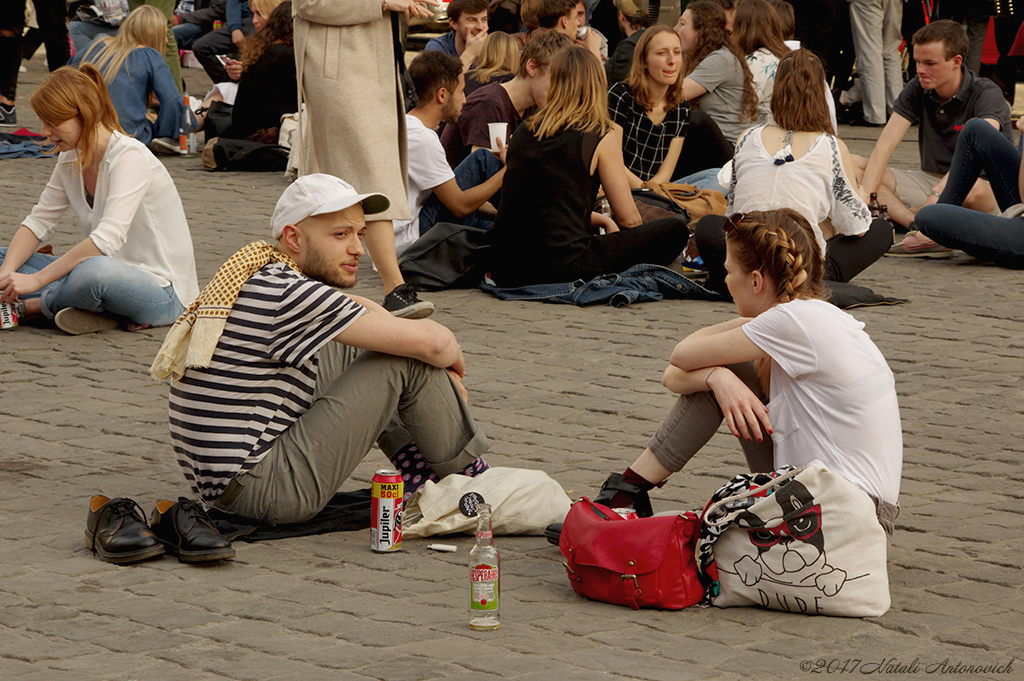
<box><xmin>1</xmin><ymin>59</ymin><xmax>1022</xmax><ymax>681</ymax></box>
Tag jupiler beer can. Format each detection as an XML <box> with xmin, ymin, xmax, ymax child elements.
<box><xmin>371</xmin><ymin>468</ymin><xmax>403</xmax><ymax>552</ymax></box>
<box><xmin>0</xmin><ymin>301</ymin><xmax>18</xmax><ymax>329</ymax></box>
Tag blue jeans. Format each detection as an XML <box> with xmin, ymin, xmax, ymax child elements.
<box><xmin>915</xmin><ymin>117</ymin><xmax>1024</xmax><ymax>268</ymax></box>
<box><xmin>674</xmin><ymin>167</ymin><xmax>727</xmax><ymax>195</ymax></box>
<box><xmin>418</xmin><ymin>148</ymin><xmax>501</xmax><ymax>236</ymax></box>
<box><xmin>916</xmin><ymin>207</ymin><xmax>1024</xmax><ymax>268</ymax></box>
<box><xmin>68</xmin><ymin>21</ymin><xmax>117</xmax><ymax>56</ymax></box>
<box><xmin>172</xmin><ymin>22</ymin><xmax>204</xmax><ymax>50</ymax></box>
<box><xmin>0</xmin><ymin>249</ymin><xmax>185</xmax><ymax>325</ymax></box>
<box><xmin>938</xmin><ymin>117</ymin><xmax>1021</xmax><ymax>209</ymax></box>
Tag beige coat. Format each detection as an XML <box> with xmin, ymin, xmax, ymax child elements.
<box><xmin>293</xmin><ymin>0</ymin><xmax>410</xmax><ymax>220</ymax></box>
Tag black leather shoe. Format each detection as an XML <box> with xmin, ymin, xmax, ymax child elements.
<box><xmin>150</xmin><ymin>498</ymin><xmax>235</xmax><ymax>563</ymax></box>
<box><xmin>593</xmin><ymin>473</ymin><xmax>654</xmax><ymax>517</ymax></box>
<box><xmin>85</xmin><ymin>496</ymin><xmax>165</xmax><ymax>565</ymax></box>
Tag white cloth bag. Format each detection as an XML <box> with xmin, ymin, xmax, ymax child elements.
<box><xmin>403</xmin><ymin>467</ymin><xmax>571</xmax><ymax>538</ymax></box>
<box><xmin>706</xmin><ymin>459</ymin><xmax>890</xmax><ymax>617</ymax></box>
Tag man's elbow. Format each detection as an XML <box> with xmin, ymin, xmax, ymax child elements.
<box><xmin>420</xmin><ymin>326</ymin><xmax>459</xmax><ymax>366</ymax></box>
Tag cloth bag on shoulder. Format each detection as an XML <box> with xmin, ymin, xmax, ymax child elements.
<box><xmin>698</xmin><ymin>460</ymin><xmax>890</xmax><ymax>617</ymax></box>
<box><xmin>559</xmin><ymin>498</ymin><xmax>704</xmax><ymax>610</ymax></box>
<box><xmin>403</xmin><ymin>467</ymin><xmax>570</xmax><ymax>538</ymax></box>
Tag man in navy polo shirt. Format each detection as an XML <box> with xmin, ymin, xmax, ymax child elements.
<box><xmin>854</xmin><ymin>20</ymin><xmax>1011</xmax><ymax>241</ymax></box>
<box><xmin>425</xmin><ymin>0</ymin><xmax>489</xmax><ymax>71</ymax></box>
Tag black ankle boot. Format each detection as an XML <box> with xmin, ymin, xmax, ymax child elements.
<box><xmin>593</xmin><ymin>473</ymin><xmax>654</xmax><ymax>517</ymax></box>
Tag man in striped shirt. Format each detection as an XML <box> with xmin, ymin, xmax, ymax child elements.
<box><xmin>168</xmin><ymin>175</ymin><xmax>488</xmax><ymax>525</ymax></box>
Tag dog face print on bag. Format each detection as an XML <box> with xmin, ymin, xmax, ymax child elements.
<box><xmin>730</xmin><ymin>480</ymin><xmax>848</xmax><ymax>608</ymax></box>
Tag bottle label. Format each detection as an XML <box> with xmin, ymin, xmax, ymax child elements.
<box><xmin>476</xmin><ymin>530</ymin><xmax>493</xmax><ymax>540</ymax></box>
<box><xmin>470</xmin><ymin>563</ymin><xmax>498</xmax><ymax>611</ymax></box>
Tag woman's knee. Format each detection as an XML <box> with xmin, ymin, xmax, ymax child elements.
<box><xmin>63</xmin><ymin>256</ymin><xmax>121</xmax><ymax>291</ymax></box>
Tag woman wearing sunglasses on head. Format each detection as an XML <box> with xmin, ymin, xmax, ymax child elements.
<box><xmin>589</xmin><ymin>209</ymin><xmax>902</xmax><ymax>535</ymax></box>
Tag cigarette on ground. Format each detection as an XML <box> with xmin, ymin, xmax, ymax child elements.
<box><xmin>428</xmin><ymin>543</ymin><xmax>458</xmax><ymax>553</ymax></box>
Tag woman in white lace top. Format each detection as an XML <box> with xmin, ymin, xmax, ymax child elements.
<box><xmin>693</xmin><ymin>49</ymin><xmax>891</xmax><ymax>299</ymax></box>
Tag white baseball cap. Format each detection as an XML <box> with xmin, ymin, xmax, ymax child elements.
<box><xmin>271</xmin><ymin>174</ymin><xmax>390</xmax><ymax>238</ymax></box>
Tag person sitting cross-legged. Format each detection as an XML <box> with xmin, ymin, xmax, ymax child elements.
<box><xmin>153</xmin><ymin>175</ymin><xmax>489</xmax><ymax>524</ymax></box>
<box><xmin>852</xmin><ymin>20</ymin><xmax>1012</xmax><ymax>254</ymax></box>
<box><xmin>396</xmin><ymin>51</ymin><xmax>507</xmax><ymax>257</ymax></box>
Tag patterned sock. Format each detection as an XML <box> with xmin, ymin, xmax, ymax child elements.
<box><xmin>392</xmin><ymin>442</ymin><xmax>439</xmax><ymax>502</ymax></box>
<box><xmin>458</xmin><ymin>457</ymin><xmax>490</xmax><ymax>477</ymax></box>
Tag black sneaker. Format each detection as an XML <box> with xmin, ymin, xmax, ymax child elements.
<box><xmin>382</xmin><ymin>283</ymin><xmax>435</xmax><ymax>319</ymax></box>
<box><xmin>0</xmin><ymin>104</ymin><xmax>16</xmax><ymax>127</ymax></box>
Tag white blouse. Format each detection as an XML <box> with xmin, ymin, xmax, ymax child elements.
<box><xmin>21</xmin><ymin>132</ymin><xmax>199</xmax><ymax>306</ymax></box>
<box><xmin>727</xmin><ymin>124</ymin><xmax>872</xmax><ymax>256</ymax></box>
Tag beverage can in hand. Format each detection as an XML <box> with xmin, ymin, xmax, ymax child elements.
<box><xmin>0</xmin><ymin>301</ymin><xmax>18</xmax><ymax>329</ymax></box>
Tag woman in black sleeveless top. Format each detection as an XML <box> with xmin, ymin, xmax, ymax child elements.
<box><xmin>488</xmin><ymin>46</ymin><xmax>690</xmax><ymax>288</ymax></box>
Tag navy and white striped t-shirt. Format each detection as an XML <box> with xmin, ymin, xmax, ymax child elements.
<box><xmin>168</xmin><ymin>263</ymin><xmax>365</xmax><ymax>506</ymax></box>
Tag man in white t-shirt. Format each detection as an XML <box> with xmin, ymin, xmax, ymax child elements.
<box><xmin>164</xmin><ymin>175</ymin><xmax>489</xmax><ymax>524</ymax></box>
<box><xmin>393</xmin><ymin>51</ymin><xmax>507</xmax><ymax>257</ymax></box>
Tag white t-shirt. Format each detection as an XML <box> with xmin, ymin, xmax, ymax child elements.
<box><xmin>742</xmin><ymin>299</ymin><xmax>903</xmax><ymax>506</ymax></box>
<box><xmin>393</xmin><ymin>114</ymin><xmax>456</xmax><ymax>256</ymax></box>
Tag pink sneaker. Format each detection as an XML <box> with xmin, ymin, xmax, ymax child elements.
<box><xmin>886</xmin><ymin>231</ymin><xmax>953</xmax><ymax>258</ymax></box>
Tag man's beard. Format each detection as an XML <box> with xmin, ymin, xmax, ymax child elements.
<box><xmin>441</xmin><ymin>98</ymin><xmax>461</xmax><ymax>124</ymax></box>
<box><xmin>302</xmin><ymin>241</ymin><xmax>355</xmax><ymax>289</ymax></box>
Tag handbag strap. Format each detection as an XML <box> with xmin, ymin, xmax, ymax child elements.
<box><xmin>701</xmin><ymin>464</ymin><xmax>806</xmax><ymax>529</ymax></box>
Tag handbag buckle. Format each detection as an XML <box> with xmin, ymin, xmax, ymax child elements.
<box><xmin>621</xmin><ymin>574</ymin><xmax>641</xmax><ymax>597</ymax></box>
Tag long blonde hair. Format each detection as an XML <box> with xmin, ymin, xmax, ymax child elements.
<box><xmin>30</xmin><ymin>64</ymin><xmax>125</xmax><ymax>170</ymax></box>
<box><xmin>83</xmin><ymin>5</ymin><xmax>167</xmax><ymax>86</ymax></box>
<box><xmin>469</xmin><ymin>32</ymin><xmax>520</xmax><ymax>85</ymax></box>
<box><xmin>527</xmin><ymin>46</ymin><xmax>612</xmax><ymax>139</ymax></box>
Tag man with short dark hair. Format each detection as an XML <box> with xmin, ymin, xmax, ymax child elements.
<box><xmin>854</xmin><ymin>20</ymin><xmax>1011</xmax><ymax>254</ymax></box>
<box><xmin>605</xmin><ymin>0</ymin><xmax>649</xmax><ymax>83</ymax></box>
<box><xmin>157</xmin><ymin>175</ymin><xmax>488</xmax><ymax>525</ymax></box>
<box><xmin>442</xmin><ymin>28</ymin><xmax>573</xmax><ymax>167</ymax></box>
<box><xmin>395</xmin><ymin>51</ymin><xmax>506</xmax><ymax>255</ymax></box>
<box><xmin>425</xmin><ymin>0</ymin><xmax>490</xmax><ymax>71</ymax></box>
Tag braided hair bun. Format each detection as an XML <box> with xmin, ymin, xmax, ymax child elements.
<box><xmin>723</xmin><ymin>209</ymin><xmax>825</xmax><ymax>304</ymax></box>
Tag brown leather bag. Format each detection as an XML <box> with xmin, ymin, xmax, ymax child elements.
<box><xmin>646</xmin><ymin>182</ymin><xmax>727</xmax><ymax>225</ymax></box>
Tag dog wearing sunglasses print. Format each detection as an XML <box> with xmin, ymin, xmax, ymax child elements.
<box><xmin>731</xmin><ymin>480</ymin><xmax>847</xmax><ymax>597</ymax></box>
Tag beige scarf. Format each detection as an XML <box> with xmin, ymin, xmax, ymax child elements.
<box><xmin>151</xmin><ymin>240</ymin><xmax>303</xmax><ymax>382</ymax></box>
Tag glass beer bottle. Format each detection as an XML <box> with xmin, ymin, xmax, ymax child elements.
<box><xmin>468</xmin><ymin>503</ymin><xmax>500</xmax><ymax>630</ymax></box>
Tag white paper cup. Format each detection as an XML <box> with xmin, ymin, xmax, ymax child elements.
<box><xmin>487</xmin><ymin>122</ymin><xmax>508</xmax><ymax>152</ymax></box>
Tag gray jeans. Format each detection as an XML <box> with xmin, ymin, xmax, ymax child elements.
<box><xmin>214</xmin><ymin>344</ymin><xmax>488</xmax><ymax>525</ymax></box>
<box><xmin>647</xmin><ymin>362</ymin><xmax>775</xmax><ymax>474</ymax></box>
<box><xmin>647</xmin><ymin>361</ymin><xmax>898</xmax><ymax>538</ymax></box>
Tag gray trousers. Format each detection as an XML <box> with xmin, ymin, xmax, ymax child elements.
<box><xmin>647</xmin><ymin>361</ymin><xmax>899</xmax><ymax>538</ymax></box>
<box><xmin>849</xmin><ymin>0</ymin><xmax>904</xmax><ymax>125</ymax></box>
<box><xmin>647</xmin><ymin>362</ymin><xmax>774</xmax><ymax>474</ymax></box>
<box><xmin>214</xmin><ymin>344</ymin><xmax>488</xmax><ymax>525</ymax></box>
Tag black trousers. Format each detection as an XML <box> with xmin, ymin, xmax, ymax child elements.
<box><xmin>1</xmin><ymin>0</ymin><xmax>69</xmax><ymax>101</ymax></box>
<box><xmin>574</xmin><ymin>215</ymin><xmax>690</xmax><ymax>279</ymax></box>
<box><xmin>693</xmin><ymin>214</ymin><xmax>893</xmax><ymax>299</ymax></box>
<box><xmin>495</xmin><ymin>216</ymin><xmax>690</xmax><ymax>287</ymax></box>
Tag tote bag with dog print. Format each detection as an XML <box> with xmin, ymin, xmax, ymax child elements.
<box><xmin>699</xmin><ymin>460</ymin><xmax>890</xmax><ymax>617</ymax></box>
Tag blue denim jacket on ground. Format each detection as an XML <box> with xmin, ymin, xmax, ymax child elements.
<box><xmin>480</xmin><ymin>264</ymin><xmax>721</xmax><ymax>307</ymax></box>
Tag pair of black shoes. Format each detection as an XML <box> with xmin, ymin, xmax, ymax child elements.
<box><xmin>544</xmin><ymin>473</ymin><xmax>654</xmax><ymax>545</ymax></box>
<box><xmin>85</xmin><ymin>495</ymin><xmax>235</xmax><ymax>565</ymax></box>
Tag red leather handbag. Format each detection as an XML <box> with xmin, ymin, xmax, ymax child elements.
<box><xmin>559</xmin><ymin>497</ymin><xmax>703</xmax><ymax>610</ymax></box>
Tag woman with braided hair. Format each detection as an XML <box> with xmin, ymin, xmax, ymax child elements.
<box><xmin>584</xmin><ymin>209</ymin><xmax>901</xmax><ymax>529</ymax></box>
